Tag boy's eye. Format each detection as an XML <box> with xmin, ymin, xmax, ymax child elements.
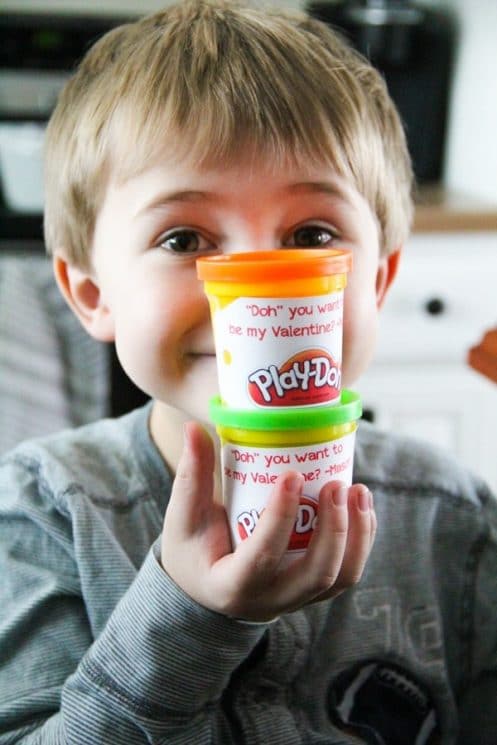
<box><xmin>285</xmin><ymin>225</ymin><xmax>337</xmax><ymax>248</ymax></box>
<box><xmin>158</xmin><ymin>229</ymin><xmax>213</xmax><ymax>254</ymax></box>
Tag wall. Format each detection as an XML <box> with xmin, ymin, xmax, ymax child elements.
<box><xmin>2</xmin><ymin>0</ymin><xmax>496</xmax><ymax>202</ymax></box>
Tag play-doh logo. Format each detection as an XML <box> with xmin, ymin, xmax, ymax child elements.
<box><xmin>247</xmin><ymin>349</ymin><xmax>341</xmax><ymax>406</ymax></box>
<box><xmin>237</xmin><ymin>495</ymin><xmax>318</xmax><ymax>551</ymax></box>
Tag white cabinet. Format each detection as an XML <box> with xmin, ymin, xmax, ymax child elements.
<box><xmin>357</xmin><ymin>231</ymin><xmax>497</xmax><ymax>493</ymax></box>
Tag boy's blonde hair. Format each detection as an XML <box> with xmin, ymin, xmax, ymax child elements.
<box><xmin>44</xmin><ymin>0</ymin><xmax>413</xmax><ymax>270</ymax></box>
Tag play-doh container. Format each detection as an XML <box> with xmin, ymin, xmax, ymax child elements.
<box><xmin>197</xmin><ymin>249</ymin><xmax>352</xmax><ymax>409</ymax></box>
<box><xmin>209</xmin><ymin>389</ymin><xmax>361</xmax><ymax>564</ymax></box>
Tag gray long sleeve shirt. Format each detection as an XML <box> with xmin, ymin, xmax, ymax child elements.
<box><xmin>1</xmin><ymin>403</ymin><xmax>496</xmax><ymax>744</ymax></box>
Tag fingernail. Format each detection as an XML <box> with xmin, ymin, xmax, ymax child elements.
<box><xmin>358</xmin><ymin>487</ymin><xmax>371</xmax><ymax>512</ymax></box>
<box><xmin>332</xmin><ymin>486</ymin><xmax>347</xmax><ymax>506</ymax></box>
<box><xmin>284</xmin><ymin>472</ymin><xmax>303</xmax><ymax>493</ymax></box>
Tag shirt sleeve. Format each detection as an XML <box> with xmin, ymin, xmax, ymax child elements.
<box><xmin>456</xmin><ymin>488</ymin><xmax>497</xmax><ymax>745</ymax></box>
<box><xmin>0</xmin><ymin>458</ymin><xmax>267</xmax><ymax>744</ymax></box>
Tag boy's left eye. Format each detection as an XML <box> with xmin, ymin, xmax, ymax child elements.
<box><xmin>284</xmin><ymin>224</ymin><xmax>338</xmax><ymax>248</ymax></box>
<box><xmin>158</xmin><ymin>229</ymin><xmax>214</xmax><ymax>254</ymax></box>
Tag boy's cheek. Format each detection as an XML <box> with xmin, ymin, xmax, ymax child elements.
<box><xmin>110</xmin><ymin>304</ymin><xmax>173</xmax><ymax>393</ymax></box>
<box><xmin>341</xmin><ymin>310</ymin><xmax>379</xmax><ymax>386</ymax></box>
<box><xmin>114</xmin><ymin>336</ymin><xmax>161</xmax><ymax>398</ymax></box>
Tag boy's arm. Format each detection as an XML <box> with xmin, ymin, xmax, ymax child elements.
<box><xmin>1</xmin><ymin>554</ymin><xmax>266</xmax><ymax>743</ymax></box>
<box><xmin>0</xmin><ymin>461</ymin><xmax>267</xmax><ymax>744</ymax></box>
<box><xmin>63</xmin><ymin>541</ymin><xmax>270</xmax><ymax>743</ymax></box>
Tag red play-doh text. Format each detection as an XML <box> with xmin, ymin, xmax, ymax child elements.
<box><xmin>247</xmin><ymin>349</ymin><xmax>341</xmax><ymax>406</ymax></box>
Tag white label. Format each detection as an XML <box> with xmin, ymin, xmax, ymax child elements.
<box><xmin>212</xmin><ymin>293</ymin><xmax>344</xmax><ymax>408</ymax></box>
<box><xmin>221</xmin><ymin>430</ymin><xmax>356</xmax><ymax>563</ymax></box>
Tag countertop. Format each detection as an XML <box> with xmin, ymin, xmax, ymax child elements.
<box><xmin>413</xmin><ymin>186</ymin><xmax>497</xmax><ymax>233</ymax></box>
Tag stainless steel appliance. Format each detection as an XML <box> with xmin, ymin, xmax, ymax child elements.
<box><xmin>307</xmin><ymin>0</ymin><xmax>458</xmax><ymax>184</ymax></box>
<box><xmin>0</xmin><ymin>12</ymin><xmax>135</xmax><ymax>241</ymax></box>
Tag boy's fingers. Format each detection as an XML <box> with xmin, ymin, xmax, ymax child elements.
<box><xmin>333</xmin><ymin>484</ymin><xmax>374</xmax><ymax>588</ymax></box>
<box><xmin>233</xmin><ymin>471</ymin><xmax>303</xmax><ymax>585</ymax></box>
<box><xmin>369</xmin><ymin>502</ymin><xmax>378</xmax><ymax>551</ymax></box>
<box><xmin>167</xmin><ymin>421</ymin><xmax>215</xmax><ymax>535</ymax></box>
<box><xmin>305</xmin><ymin>484</ymin><xmax>375</xmax><ymax>606</ymax></box>
<box><xmin>297</xmin><ymin>481</ymin><xmax>349</xmax><ymax>593</ymax></box>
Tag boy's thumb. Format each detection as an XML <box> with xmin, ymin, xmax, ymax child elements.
<box><xmin>178</xmin><ymin>421</ymin><xmax>215</xmax><ymax>480</ymax></box>
<box><xmin>168</xmin><ymin>421</ymin><xmax>216</xmax><ymax>533</ymax></box>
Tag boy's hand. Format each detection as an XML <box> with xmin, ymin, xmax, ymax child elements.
<box><xmin>160</xmin><ymin>422</ymin><xmax>376</xmax><ymax>622</ymax></box>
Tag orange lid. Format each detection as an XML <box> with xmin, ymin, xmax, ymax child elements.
<box><xmin>197</xmin><ymin>248</ymin><xmax>352</xmax><ymax>282</ymax></box>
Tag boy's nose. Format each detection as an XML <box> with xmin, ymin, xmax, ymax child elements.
<box><xmin>223</xmin><ymin>237</ymin><xmax>275</xmax><ymax>255</ymax></box>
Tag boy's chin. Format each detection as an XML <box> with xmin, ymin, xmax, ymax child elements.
<box><xmin>188</xmin><ymin>393</ymin><xmax>217</xmax><ymax>427</ymax></box>
<box><xmin>151</xmin><ymin>392</ymin><xmax>215</xmax><ymax>431</ymax></box>
<box><xmin>173</xmin><ymin>356</ymin><xmax>220</xmax><ymax>424</ymax></box>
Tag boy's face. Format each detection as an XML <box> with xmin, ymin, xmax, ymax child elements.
<box><xmin>58</xmin><ymin>153</ymin><xmax>396</xmax><ymax>425</ymax></box>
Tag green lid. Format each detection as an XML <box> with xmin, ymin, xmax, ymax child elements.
<box><xmin>209</xmin><ymin>389</ymin><xmax>362</xmax><ymax>430</ymax></box>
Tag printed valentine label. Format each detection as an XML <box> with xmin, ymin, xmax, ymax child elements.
<box><xmin>221</xmin><ymin>430</ymin><xmax>355</xmax><ymax>564</ymax></box>
<box><xmin>211</xmin><ymin>293</ymin><xmax>343</xmax><ymax>408</ymax></box>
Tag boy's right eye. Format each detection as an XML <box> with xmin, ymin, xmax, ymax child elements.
<box><xmin>158</xmin><ymin>229</ymin><xmax>214</xmax><ymax>254</ymax></box>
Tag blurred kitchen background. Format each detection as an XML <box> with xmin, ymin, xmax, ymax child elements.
<box><xmin>1</xmin><ymin>1</ymin><xmax>496</xmax><ymax>488</ymax></box>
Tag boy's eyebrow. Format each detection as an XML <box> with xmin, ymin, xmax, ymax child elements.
<box><xmin>135</xmin><ymin>181</ymin><xmax>351</xmax><ymax>218</ymax></box>
<box><xmin>136</xmin><ymin>190</ymin><xmax>214</xmax><ymax>217</ymax></box>
<box><xmin>286</xmin><ymin>181</ymin><xmax>350</xmax><ymax>202</ymax></box>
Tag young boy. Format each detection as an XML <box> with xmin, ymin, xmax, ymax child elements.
<box><xmin>1</xmin><ymin>1</ymin><xmax>496</xmax><ymax>743</ymax></box>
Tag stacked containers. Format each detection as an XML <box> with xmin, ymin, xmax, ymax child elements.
<box><xmin>197</xmin><ymin>249</ymin><xmax>361</xmax><ymax>563</ymax></box>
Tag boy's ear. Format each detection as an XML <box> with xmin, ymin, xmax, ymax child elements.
<box><xmin>376</xmin><ymin>248</ymin><xmax>401</xmax><ymax>310</ymax></box>
<box><xmin>53</xmin><ymin>254</ymin><xmax>115</xmax><ymax>342</ymax></box>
